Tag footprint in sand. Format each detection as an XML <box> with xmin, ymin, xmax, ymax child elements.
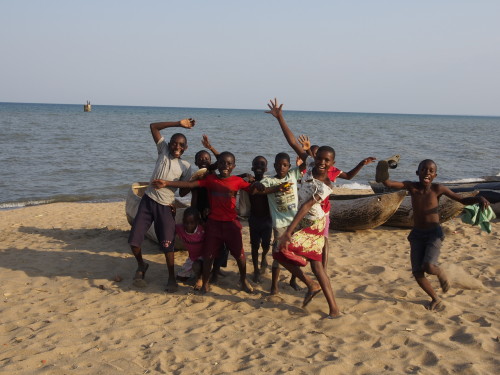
<box><xmin>461</xmin><ymin>313</ymin><xmax>492</xmax><ymax>327</ymax></box>
<box><xmin>363</xmin><ymin>266</ymin><xmax>385</xmax><ymax>275</ymax></box>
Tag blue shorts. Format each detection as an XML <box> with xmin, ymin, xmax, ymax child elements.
<box><xmin>408</xmin><ymin>226</ymin><xmax>444</xmax><ymax>273</ymax></box>
<box><xmin>128</xmin><ymin>194</ymin><xmax>176</xmax><ymax>253</ymax></box>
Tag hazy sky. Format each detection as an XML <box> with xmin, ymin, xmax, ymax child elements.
<box><xmin>1</xmin><ymin>1</ymin><xmax>499</xmax><ymax>115</ymax></box>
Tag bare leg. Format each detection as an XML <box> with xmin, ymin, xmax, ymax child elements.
<box><xmin>310</xmin><ymin>260</ymin><xmax>340</xmax><ymax>317</ymax></box>
<box><xmin>424</xmin><ymin>262</ymin><xmax>450</xmax><ymax>293</ymax></box>
<box><xmin>131</xmin><ymin>245</ymin><xmax>149</xmax><ymax>280</ymax></box>
<box><xmin>278</xmin><ymin>260</ymin><xmax>321</xmax><ymax>306</ymax></box>
<box><xmin>201</xmin><ymin>257</ymin><xmax>214</xmax><ymax>293</ymax></box>
<box><xmin>270</xmin><ymin>266</ymin><xmax>280</xmax><ymax>295</ymax></box>
<box><xmin>260</xmin><ymin>245</ymin><xmax>270</xmax><ymax>274</ymax></box>
<box><xmin>289</xmin><ymin>275</ymin><xmax>301</xmax><ymax>291</ymax></box>
<box><xmin>413</xmin><ymin>270</ymin><xmax>441</xmax><ymax>310</ymax></box>
<box><xmin>164</xmin><ymin>252</ymin><xmax>178</xmax><ymax>292</ymax></box>
<box><xmin>322</xmin><ymin>238</ymin><xmax>329</xmax><ymax>270</ymax></box>
<box><xmin>235</xmin><ymin>254</ymin><xmax>254</xmax><ymax>293</ymax></box>
<box><xmin>251</xmin><ymin>245</ymin><xmax>261</xmax><ymax>283</ymax></box>
<box><xmin>193</xmin><ymin>260</ymin><xmax>203</xmax><ymax>290</ymax></box>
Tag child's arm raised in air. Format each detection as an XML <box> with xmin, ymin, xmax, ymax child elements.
<box><xmin>150</xmin><ymin>118</ymin><xmax>195</xmax><ymax>144</ymax></box>
<box><xmin>201</xmin><ymin>134</ymin><xmax>220</xmax><ymax>158</ymax></box>
<box><xmin>297</xmin><ymin>135</ymin><xmax>314</xmax><ymax>158</ymax></box>
<box><xmin>338</xmin><ymin>157</ymin><xmax>377</xmax><ymax>180</ymax></box>
<box><xmin>437</xmin><ymin>185</ymin><xmax>490</xmax><ymax>210</ymax></box>
<box><xmin>266</xmin><ymin>98</ymin><xmax>308</xmax><ymax>163</ymax></box>
<box><xmin>151</xmin><ymin>179</ymin><xmax>200</xmax><ymax>190</ymax></box>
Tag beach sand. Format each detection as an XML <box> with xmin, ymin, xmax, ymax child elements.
<box><xmin>0</xmin><ymin>199</ymin><xmax>498</xmax><ymax>374</ymax></box>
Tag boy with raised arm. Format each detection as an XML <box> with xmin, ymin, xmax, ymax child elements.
<box><xmin>377</xmin><ymin>159</ymin><xmax>489</xmax><ymax>310</ymax></box>
<box><xmin>128</xmin><ymin>118</ymin><xmax>195</xmax><ymax>291</ymax></box>
<box><xmin>266</xmin><ymin>98</ymin><xmax>340</xmax><ymax>318</ymax></box>
<box><xmin>152</xmin><ymin>151</ymin><xmax>254</xmax><ymax>294</ymax></box>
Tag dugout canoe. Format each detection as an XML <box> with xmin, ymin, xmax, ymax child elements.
<box><xmin>125</xmin><ymin>182</ymin><xmax>188</xmax><ymax>243</ymax></box>
<box><xmin>382</xmin><ymin>191</ymin><xmax>479</xmax><ymax>229</ymax></box>
<box><xmin>329</xmin><ymin>190</ymin><xmax>406</xmax><ymax>231</ymax></box>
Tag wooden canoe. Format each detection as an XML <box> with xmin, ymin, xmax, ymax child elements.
<box><xmin>329</xmin><ymin>190</ymin><xmax>406</xmax><ymax>231</ymax></box>
<box><xmin>382</xmin><ymin>191</ymin><xmax>479</xmax><ymax>228</ymax></box>
<box><xmin>125</xmin><ymin>182</ymin><xmax>188</xmax><ymax>243</ymax></box>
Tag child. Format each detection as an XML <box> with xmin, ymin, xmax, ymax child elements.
<box><xmin>175</xmin><ymin>207</ymin><xmax>205</xmax><ymax>289</ymax></box>
<box><xmin>247</xmin><ymin>156</ymin><xmax>273</xmax><ymax>283</ymax></box>
<box><xmin>378</xmin><ymin>159</ymin><xmax>490</xmax><ymax>310</ymax></box>
<box><xmin>266</xmin><ymin>98</ymin><xmax>340</xmax><ymax>318</ymax></box>
<box><xmin>152</xmin><ymin>151</ymin><xmax>254</xmax><ymax>294</ymax></box>
<box><xmin>128</xmin><ymin>118</ymin><xmax>194</xmax><ymax>291</ymax></box>
<box><xmin>298</xmin><ymin>134</ymin><xmax>376</xmax><ymax>268</ymax></box>
<box><xmin>255</xmin><ymin>152</ymin><xmax>303</xmax><ymax>294</ymax></box>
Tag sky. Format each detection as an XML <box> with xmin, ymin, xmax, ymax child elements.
<box><xmin>1</xmin><ymin>1</ymin><xmax>499</xmax><ymax>116</ymax></box>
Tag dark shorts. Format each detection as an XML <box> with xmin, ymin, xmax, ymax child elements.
<box><xmin>248</xmin><ymin>216</ymin><xmax>272</xmax><ymax>250</ymax></box>
<box><xmin>408</xmin><ymin>226</ymin><xmax>444</xmax><ymax>273</ymax></box>
<box><xmin>204</xmin><ymin>219</ymin><xmax>245</xmax><ymax>260</ymax></box>
<box><xmin>128</xmin><ymin>194</ymin><xmax>176</xmax><ymax>253</ymax></box>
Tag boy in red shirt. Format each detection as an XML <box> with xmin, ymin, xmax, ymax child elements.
<box><xmin>152</xmin><ymin>151</ymin><xmax>254</xmax><ymax>294</ymax></box>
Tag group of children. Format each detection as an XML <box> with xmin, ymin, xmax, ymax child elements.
<box><xmin>128</xmin><ymin>99</ymin><xmax>490</xmax><ymax>319</ymax></box>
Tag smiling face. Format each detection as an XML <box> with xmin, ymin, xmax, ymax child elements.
<box><xmin>217</xmin><ymin>153</ymin><xmax>236</xmax><ymax>178</ymax></box>
<box><xmin>313</xmin><ymin>148</ymin><xmax>335</xmax><ymax>177</ymax></box>
<box><xmin>195</xmin><ymin>150</ymin><xmax>211</xmax><ymax>169</ymax></box>
<box><xmin>416</xmin><ymin>159</ymin><xmax>437</xmax><ymax>186</ymax></box>
<box><xmin>168</xmin><ymin>134</ymin><xmax>187</xmax><ymax>158</ymax></box>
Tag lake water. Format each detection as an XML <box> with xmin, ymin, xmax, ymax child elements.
<box><xmin>1</xmin><ymin>102</ymin><xmax>499</xmax><ymax>209</ymax></box>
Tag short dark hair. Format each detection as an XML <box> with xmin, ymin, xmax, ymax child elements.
<box><xmin>195</xmin><ymin>150</ymin><xmax>210</xmax><ymax>162</ymax></box>
<box><xmin>317</xmin><ymin>145</ymin><xmax>335</xmax><ymax>159</ymax></box>
<box><xmin>170</xmin><ymin>133</ymin><xmax>187</xmax><ymax>144</ymax></box>
<box><xmin>218</xmin><ymin>151</ymin><xmax>235</xmax><ymax>162</ymax></box>
<box><xmin>183</xmin><ymin>206</ymin><xmax>200</xmax><ymax>220</ymax></box>
<box><xmin>252</xmin><ymin>155</ymin><xmax>267</xmax><ymax>164</ymax></box>
<box><xmin>418</xmin><ymin>159</ymin><xmax>437</xmax><ymax>171</ymax></box>
<box><xmin>275</xmin><ymin>152</ymin><xmax>290</xmax><ymax>163</ymax></box>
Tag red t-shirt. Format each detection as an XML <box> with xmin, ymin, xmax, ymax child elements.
<box><xmin>198</xmin><ymin>174</ymin><xmax>251</xmax><ymax>221</ymax></box>
<box><xmin>322</xmin><ymin>166</ymin><xmax>342</xmax><ymax>213</ymax></box>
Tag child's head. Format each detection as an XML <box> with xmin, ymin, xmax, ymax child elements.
<box><xmin>416</xmin><ymin>159</ymin><xmax>437</xmax><ymax>184</ymax></box>
<box><xmin>251</xmin><ymin>156</ymin><xmax>268</xmax><ymax>177</ymax></box>
<box><xmin>217</xmin><ymin>151</ymin><xmax>236</xmax><ymax>178</ymax></box>
<box><xmin>182</xmin><ymin>207</ymin><xmax>200</xmax><ymax>233</ymax></box>
<box><xmin>168</xmin><ymin>133</ymin><xmax>188</xmax><ymax>158</ymax></box>
<box><xmin>274</xmin><ymin>152</ymin><xmax>291</xmax><ymax>178</ymax></box>
<box><xmin>314</xmin><ymin>146</ymin><xmax>335</xmax><ymax>173</ymax></box>
<box><xmin>195</xmin><ymin>150</ymin><xmax>211</xmax><ymax>169</ymax></box>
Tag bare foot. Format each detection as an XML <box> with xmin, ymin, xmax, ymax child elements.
<box><xmin>260</xmin><ymin>257</ymin><xmax>268</xmax><ymax>274</ymax></box>
<box><xmin>193</xmin><ymin>279</ymin><xmax>203</xmax><ymax>290</ymax></box>
<box><xmin>253</xmin><ymin>272</ymin><xmax>261</xmax><ymax>284</ymax></box>
<box><xmin>133</xmin><ymin>262</ymin><xmax>149</xmax><ymax>280</ymax></box>
<box><xmin>270</xmin><ymin>286</ymin><xmax>279</xmax><ymax>295</ymax></box>
<box><xmin>241</xmin><ymin>279</ymin><xmax>254</xmax><ymax>294</ymax></box>
<box><xmin>302</xmin><ymin>284</ymin><xmax>322</xmax><ymax>308</ymax></box>
<box><xmin>324</xmin><ymin>313</ymin><xmax>342</xmax><ymax>320</ymax></box>
<box><xmin>289</xmin><ymin>277</ymin><xmax>301</xmax><ymax>291</ymax></box>
<box><xmin>427</xmin><ymin>299</ymin><xmax>443</xmax><ymax>311</ymax></box>
<box><xmin>165</xmin><ymin>278</ymin><xmax>178</xmax><ymax>292</ymax></box>
<box><xmin>438</xmin><ymin>275</ymin><xmax>450</xmax><ymax>293</ymax></box>
<box><xmin>200</xmin><ymin>283</ymin><xmax>211</xmax><ymax>294</ymax></box>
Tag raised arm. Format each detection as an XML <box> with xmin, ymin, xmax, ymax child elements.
<box><xmin>439</xmin><ymin>185</ymin><xmax>490</xmax><ymax>210</ymax></box>
<box><xmin>150</xmin><ymin>118</ymin><xmax>195</xmax><ymax>143</ymax></box>
<box><xmin>266</xmin><ymin>98</ymin><xmax>308</xmax><ymax>162</ymax></box>
<box><xmin>297</xmin><ymin>134</ymin><xmax>314</xmax><ymax>158</ymax></box>
<box><xmin>338</xmin><ymin>157</ymin><xmax>377</xmax><ymax>180</ymax></box>
<box><xmin>201</xmin><ymin>134</ymin><xmax>220</xmax><ymax>158</ymax></box>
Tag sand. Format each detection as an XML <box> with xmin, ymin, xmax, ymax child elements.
<box><xmin>0</xmin><ymin>199</ymin><xmax>498</xmax><ymax>374</ymax></box>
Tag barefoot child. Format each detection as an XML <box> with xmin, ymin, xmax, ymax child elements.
<box><xmin>152</xmin><ymin>151</ymin><xmax>254</xmax><ymax>294</ymax></box>
<box><xmin>175</xmin><ymin>207</ymin><xmax>205</xmax><ymax>289</ymax></box>
<box><xmin>128</xmin><ymin>119</ymin><xmax>194</xmax><ymax>291</ymax></box>
<box><xmin>255</xmin><ymin>152</ymin><xmax>302</xmax><ymax>294</ymax></box>
<box><xmin>247</xmin><ymin>156</ymin><xmax>273</xmax><ymax>283</ymax></box>
<box><xmin>266</xmin><ymin>98</ymin><xmax>340</xmax><ymax>318</ymax></box>
<box><xmin>377</xmin><ymin>159</ymin><xmax>490</xmax><ymax>310</ymax></box>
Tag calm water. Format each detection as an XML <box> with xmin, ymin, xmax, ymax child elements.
<box><xmin>1</xmin><ymin>102</ymin><xmax>499</xmax><ymax>209</ymax></box>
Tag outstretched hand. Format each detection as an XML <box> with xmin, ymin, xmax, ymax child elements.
<box><xmin>360</xmin><ymin>157</ymin><xmax>377</xmax><ymax>166</ymax></box>
<box><xmin>297</xmin><ymin>135</ymin><xmax>311</xmax><ymax>151</ymax></box>
<box><xmin>151</xmin><ymin>179</ymin><xmax>168</xmax><ymax>189</ymax></box>
<box><xmin>265</xmin><ymin>98</ymin><xmax>283</xmax><ymax>118</ymax></box>
<box><xmin>201</xmin><ymin>134</ymin><xmax>212</xmax><ymax>149</ymax></box>
<box><xmin>179</xmin><ymin>118</ymin><xmax>195</xmax><ymax>129</ymax></box>
<box><xmin>478</xmin><ymin>196</ymin><xmax>490</xmax><ymax>210</ymax></box>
